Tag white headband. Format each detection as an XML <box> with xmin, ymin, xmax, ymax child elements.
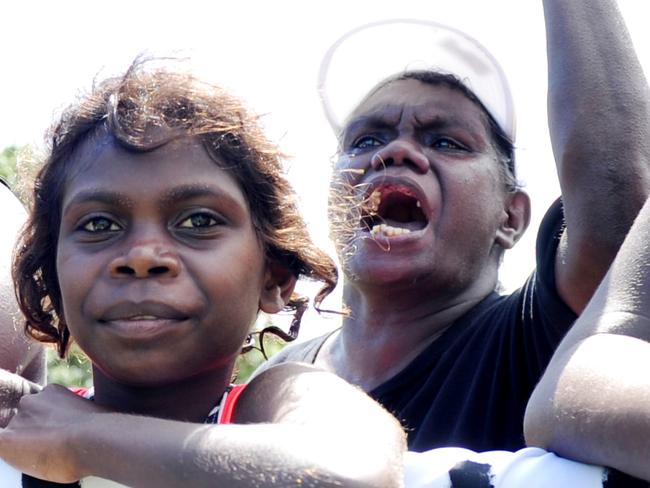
<box><xmin>318</xmin><ymin>19</ymin><xmax>516</xmax><ymax>142</ymax></box>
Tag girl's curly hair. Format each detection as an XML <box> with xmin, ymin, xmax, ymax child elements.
<box><xmin>13</xmin><ymin>58</ymin><xmax>338</xmax><ymax>357</ymax></box>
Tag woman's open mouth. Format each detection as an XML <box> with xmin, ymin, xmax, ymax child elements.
<box><xmin>361</xmin><ymin>184</ymin><xmax>428</xmax><ymax>238</ymax></box>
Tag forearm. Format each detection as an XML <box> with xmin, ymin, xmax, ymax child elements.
<box><xmin>84</xmin><ymin>365</ymin><xmax>404</xmax><ymax>488</ymax></box>
<box><xmin>544</xmin><ymin>0</ymin><xmax>650</xmax><ymax>309</ymax></box>
<box><xmin>0</xmin><ymin>365</ymin><xmax>404</xmax><ymax>487</ymax></box>
<box><xmin>75</xmin><ymin>415</ymin><xmax>394</xmax><ymax>488</ymax></box>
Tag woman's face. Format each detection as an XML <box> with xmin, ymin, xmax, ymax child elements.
<box><xmin>56</xmin><ymin>133</ymin><xmax>274</xmax><ymax>387</ymax></box>
<box><xmin>331</xmin><ymin>79</ymin><xmax>513</xmax><ymax>295</ymax></box>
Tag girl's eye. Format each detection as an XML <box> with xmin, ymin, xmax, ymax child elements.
<box><xmin>81</xmin><ymin>216</ymin><xmax>120</xmax><ymax>233</ymax></box>
<box><xmin>178</xmin><ymin>213</ymin><xmax>219</xmax><ymax>229</ymax></box>
<box><xmin>352</xmin><ymin>135</ymin><xmax>384</xmax><ymax>150</ymax></box>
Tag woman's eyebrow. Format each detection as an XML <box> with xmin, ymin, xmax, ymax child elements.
<box><xmin>341</xmin><ymin>116</ymin><xmax>396</xmax><ymax>143</ymax></box>
<box><xmin>413</xmin><ymin>113</ymin><xmax>483</xmax><ymax>134</ymax></box>
<box><xmin>414</xmin><ymin>113</ymin><xmax>489</xmax><ymax>149</ymax></box>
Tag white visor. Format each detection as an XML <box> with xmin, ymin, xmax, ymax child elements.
<box><xmin>318</xmin><ymin>19</ymin><xmax>516</xmax><ymax>142</ymax></box>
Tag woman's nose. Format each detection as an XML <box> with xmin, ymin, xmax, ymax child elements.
<box><xmin>370</xmin><ymin>139</ymin><xmax>429</xmax><ymax>174</ymax></box>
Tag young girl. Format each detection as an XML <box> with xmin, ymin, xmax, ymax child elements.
<box><xmin>0</xmin><ymin>59</ymin><xmax>404</xmax><ymax>488</ymax></box>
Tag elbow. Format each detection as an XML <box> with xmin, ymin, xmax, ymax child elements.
<box><xmin>523</xmin><ymin>390</ymin><xmax>555</xmax><ymax>449</ymax></box>
<box><xmin>331</xmin><ymin>424</ymin><xmax>406</xmax><ymax>488</ymax></box>
<box><xmin>338</xmin><ymin>463</ymin><xmax>404</xmax><ymax>488</ymax></box>
<box><xmin>339</xmin><ymin>435</ymin><xmax>406</xmax><ymax>488</ymax></box>
<box><xmin>523</xmin><ymin>359</ymin><xmax>569</xmax><ymax>450</ymax></box>
<box><xmin>359</xmin><ymin>452</ymin><xmax>405</xmax><ymax>488</ymax></box>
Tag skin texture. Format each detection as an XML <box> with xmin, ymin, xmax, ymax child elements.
<box><xmin>0</xmin><ymin>134</ymin><xmax>406</xmax><ymax>487</ymax></box>
<box><xmin>0</xmin><ymin>185</ymin><xmax>45</xmax><ymax>392</ymax></box>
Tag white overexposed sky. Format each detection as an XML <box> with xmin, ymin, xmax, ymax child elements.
<box><xmin>1</xmin><ymin>1</ymin><xmax>649</xmax><ymax>338</ymax></box>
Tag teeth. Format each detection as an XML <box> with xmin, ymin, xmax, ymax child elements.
<box><xmin>416</xmin><ymin>201</ymin><xmax>421</xmax><ymax>208</ymax></box>
<box><xmin>129</xmin><ymin>315</ymin><xmax>159</xmax><ymax>321</ymax></box>
<box><xmin>370</xmin><ymin>224</ymin><xmax>411</xmax><ymax>237</ymax></box>
<box><xmin>365</xmin><ymin>190</ymin><xmax>381</xmax><ymax>214</ymax></box>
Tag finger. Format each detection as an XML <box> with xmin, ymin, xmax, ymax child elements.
<box><xmin>0</xmin><ymin>370</ymin><xmax>42</xmax><ymax>427</ymax></box>
<box><xmin>0</xmin><ymin>406</ymin><xmax>16</xmax><ymax>428</ymax></box>
<box><xmin>0</xmin><ymin>369</ymin><xmax>41</xmax><ymax>394</ymax></box>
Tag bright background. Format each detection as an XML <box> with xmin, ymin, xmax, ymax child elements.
<box><xmin>2</xmin><ymin>1</ymin><xmax>649</xmax><ymax>340</ymax></box>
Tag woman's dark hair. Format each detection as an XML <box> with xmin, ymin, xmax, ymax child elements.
<box><xmin>13</xmin><ymin>58</ymin><xmax>338</xmax><ymax>357</ymax></box>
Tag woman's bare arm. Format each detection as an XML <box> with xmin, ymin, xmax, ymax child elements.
<box><xmin>544</xmin><ymin>0</ymin><xmax>650</xmax><ymax>314</ymax></box>
<box><xmin>0</xmin><ymin>363</ymin><xmax>405</xmax><ymax>487</ymax></box>
<box><xmin>525</xmin><ymin>196</ymin><xmax>650</xmax><ymax>481</ymax></box>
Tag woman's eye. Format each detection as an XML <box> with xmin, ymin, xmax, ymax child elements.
<box><xmin>352</xmin><ymin>135</ymin><xmax>383</xmax><ymax>150</ymax></box>
<box><xmin>431</xmin><ymin>137</ymin><xmax>466</xmax><ymax>151</ymax></box>
<box><xmin>81</xmin><ymin>216</ymin><xmax>120</xmax><ymax>233</ymax></box>
<box><xmin>178</xmin><ymin>213</ymin><xmax>219</xmax><ymax>229</ymax></box>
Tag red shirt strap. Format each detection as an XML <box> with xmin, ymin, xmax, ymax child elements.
<box><xmin>220</xmin><ymin>384</ymin><xmax>247</xmax><ymax>424</ymax></box>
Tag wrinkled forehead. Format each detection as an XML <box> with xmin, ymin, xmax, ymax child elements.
<box><xmin>342</xmin><ymin>79</ymin><xmax>492</xmax><ymax>138</ymax></box>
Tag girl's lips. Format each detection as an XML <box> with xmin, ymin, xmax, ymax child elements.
<box><xmin>102</xmin><ymin>316</ymin><xmax>190</xmax><ymax>341</ymax></box>
<box><xmin>99</xmin><ymin>301</ymin><xmax>189</xmax><ymax>322</ymax></box>
<box><xmin>97</xmin><ymin>301</ymin><xmax>193</xmax><ymax>340</ymax></box>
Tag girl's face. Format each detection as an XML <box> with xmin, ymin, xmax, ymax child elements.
<box><xmin>56</xmin><ymin>133</ymin><xmax>276</xmax><ymax>387</ymax></box>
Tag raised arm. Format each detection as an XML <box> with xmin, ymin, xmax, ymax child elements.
<box><xmin>0</xmin><ymin>363</ymin><xmax>405</xmax><ymax>488</ymax></box>
<box><xmin>544</xmin><ymin>0</ymin><xmax>650</xmax><ymax>312</ymax></box>
<box><xmin>525</xmin><ymin>195</ymin><xmax>650</xmax><ymax>481</ymax></box>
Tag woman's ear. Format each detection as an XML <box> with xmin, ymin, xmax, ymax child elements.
<box><xmin>259</xmin><ymin>262</ymin><xmax>298</xmax><ymax>314</ymax></box>
<box><xmin>495</xmin><ymin>190</ymin><xmax>531</xmax><ymax>250</ymax></box>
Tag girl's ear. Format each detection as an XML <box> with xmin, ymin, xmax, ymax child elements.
<box><xmin>259</xmin><ymin>262</ymin><xmax>298</xmax><ymax>314</ymax></box>
<box><xmin>495</xmin><ymin>190</ymin><xmax>531</xmax><ymax>250</ymax></box>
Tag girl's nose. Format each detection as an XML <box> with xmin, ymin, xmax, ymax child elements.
<box><xmin>370</xmin><ymin>139</ymin><xmax>429</xmax><ymax>174</ymax></box>
<box><xmin>109</xmin><ymin>244</ymin><xmax>180</xmax><ymax>279</ymax></box>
